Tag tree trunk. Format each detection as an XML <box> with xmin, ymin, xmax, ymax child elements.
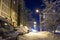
<box><xmin>53</xmin><ymin>26</ymin><xmax>56</xmax><ymax>33</ymax></box>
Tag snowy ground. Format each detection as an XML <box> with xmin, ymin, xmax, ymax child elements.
<box><xmin>18</xmin><ymin>31</ymin><xmax>60</xmax><ymax>40</ymax></box>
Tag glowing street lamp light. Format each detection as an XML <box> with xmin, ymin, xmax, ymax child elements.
<box><xmin>34</xmin><ymin>21</ymin><xmax>36</xmax><ymax>24</ymax></box>
<box><xmin>36</xmin><ymin>9</ymin><xmax>39</xmax><ymax>13</ymax></box>
<box><xmin>34</xmin><ymin>21</ymin><xmax>37</xmax><ymax>30</ymax></box>
<box><xmin>34</xmin><ymin>25</ymin><xmax>36</xmax><ymax>27</ymax></box>
<box><xmin>34</xmin><ymin>24</ymin><xmax>36</xmax><ymax>30</ymax></box>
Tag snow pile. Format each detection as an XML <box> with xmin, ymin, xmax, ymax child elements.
<box><xmin>25</xmin><ymin>31</ymin><xmax>54</xmax><ymax>40</ymax></box>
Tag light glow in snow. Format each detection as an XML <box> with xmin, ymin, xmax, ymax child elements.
<box><xmin>31</xmin><ymin>29</ymin><xmax>37</xmax><ymax>32</ymax></box>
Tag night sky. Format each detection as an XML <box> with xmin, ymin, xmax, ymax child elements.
<box><xmin>24</xmin><ymin>0</ymin><xmax>45</xmax><ymax>10</ymax></box>
<box><xmin>24</xmin><ymin>0</ymin><xmax>56</xmax><ymax>10</ymax></box>
<box><xmin>24</xmin><ymin>0</ymin><xmax>45</xmax><ymax>20</ymax></box>
<box><xmin>24</xmin><ymin>0</ymin><xmax>56</xmax><ymax>22</ymax></box>
<box><xmin>24</xmin><ymin>0</ymin><xmax>46</xmax><ymax>31</ymax></box>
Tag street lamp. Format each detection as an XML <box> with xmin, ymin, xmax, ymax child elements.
<box><xmin>34</xmin><ymin>21</ymin><xmax>36</xmax><ymax>24</ymax></box>
<box><xmin>36</xmin><ymin>9</ymin><xmax>42</xmax><ymax>31</ymax></box>
<box><xmin>36</xmin><ymin>9</ymin><xmax>39</xmax><ymax>13</ymax></box>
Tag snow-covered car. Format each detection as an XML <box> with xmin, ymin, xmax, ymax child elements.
<box><xmin>15</xmin><ymin>26</ymin><xmax>29</xmax><ymax>34</ymax></box>
<box><xmin>0</xmin><ymin>18</ymin><xmax>22</xmax><ymax>40</ymax></box>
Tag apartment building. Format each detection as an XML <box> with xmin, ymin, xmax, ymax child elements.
<box><xmin>0</xmin><ymin>0</ymin><xmax>19</xmax><ymax>27</ymax></box>
<box><xmin>0</xmin><ymin>0</ymin><xmax>11</xmax><ymax>22</ymax></box>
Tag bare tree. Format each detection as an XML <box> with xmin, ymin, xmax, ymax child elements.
<box><xmin>44</xmin><ymin>9</ymin><xmax>60</xmax><ymax>33</ymax></box>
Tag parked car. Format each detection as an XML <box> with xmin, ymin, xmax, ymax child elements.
<box><xmin>15</xmin><ymin>26</ymin><xmax>29</xmax><ymax>34</ymax></box>
<box><xmin>0</xmin><ymin>18</ymin><xmax>23</xmax><ymax>40</ymax></box>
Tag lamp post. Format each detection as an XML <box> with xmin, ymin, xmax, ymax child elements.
<box><xmin>36</xmin><ymin>9</ymin><xmax>42</xmax><ymax>31</ymax></box>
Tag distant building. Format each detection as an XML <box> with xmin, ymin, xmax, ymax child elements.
<box><xmin>18</xmin><ymin>0</ymin><xmax>28</xmax><ymax>27</ymax></box>
<box><xmin>26</xmin><ymin>10</ymin><xmax>36</xmax><ymax>30</ymax></box>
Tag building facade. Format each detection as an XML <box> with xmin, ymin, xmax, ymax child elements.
<box><xmin>10</xmin><ymin>0</ymin><xmax>18</xmax><ymax>27</ymax></box>
<box><xmin>0</xmin><ymin>0</ymin><xmax>19</xmax><ymax>27</ymax></box>
<box><xmin>0</xmin><ymin>0</ymin><xmax>29</xmax><ymax>32</ymax></box>
<box><xmin>18</xmin><ymin>0</ymin><xmax>28</xmax><ymax>27</ymax></box>
<box><xmin>0</xmin><ymin>0</ymin><xmax>11</xmax><ymax>22</ymax></box>
<box><xmin>16</xmin><ymin>0</ymin><xmax>29</xmax><ymax>33</ymax></box>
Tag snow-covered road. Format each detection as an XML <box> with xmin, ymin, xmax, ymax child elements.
<box><xmin>18</xmin><ymin>31</ymin><xmax>60</xmax><ymax>40</ymax></box>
